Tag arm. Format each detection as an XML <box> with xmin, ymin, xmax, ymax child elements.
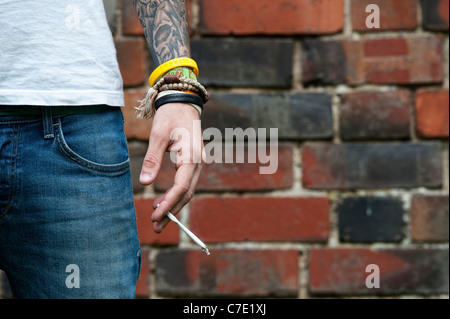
<box><xmin>133</xmin><ymin>0</ymin><xmax>190</xmax><ymax>64</ymax></box>
<box><xmin>133</xmin><ymin>0</ymin><xmax>204</xmax><ymax>233</ymax></box>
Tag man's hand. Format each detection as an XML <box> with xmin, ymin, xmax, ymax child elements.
<box><xmin>132</xmin><ymin>0</ymin><xmax>203</xmax><ymax>233</ymax></box>
<box><xmin>139</xmin><ymin>103</ymin><xmax>204</xmax><ymax>233</ymax></box>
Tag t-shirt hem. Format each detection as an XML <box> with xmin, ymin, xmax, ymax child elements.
<box><xmin>0</xmin><ymin>90</ymin><xmax>125</xmax><ymax>107</ymax></box>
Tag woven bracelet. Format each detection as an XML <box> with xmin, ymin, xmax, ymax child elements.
<box><xmin>154</xmin><ymin>93</ymin><xmax>204</xmax><ymax>111</ymax></box>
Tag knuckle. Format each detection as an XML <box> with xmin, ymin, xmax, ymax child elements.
<box><xmin>144</xmin><ymin>154</ymin><xmax>159</xmax><ymax>166</ymax></box>
<box><xmin>184</xmin><ymin>190</ymin><xmax>195</xmax><ymax>202</ymax></box>
<box><xmin>174</xmin><ymin>182</ymin><xmax>190</xmax><ymax>195</ymax></box>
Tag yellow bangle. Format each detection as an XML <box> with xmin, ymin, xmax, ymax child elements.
<box><xmin>149</xmin><ymin>58</ymin><xmax>199</xmax><ymax>87</ymax></box>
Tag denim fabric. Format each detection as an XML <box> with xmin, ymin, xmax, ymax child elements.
<box><xmin>0</xmin><ymin>107</ymin><xmax>141</xmax><ymax>299</ymax></box>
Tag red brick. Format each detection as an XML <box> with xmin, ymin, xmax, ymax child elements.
<box><xmin>411</xmin><ymin>195</ymin><xmax>449</xmax><ymax>242</ymax></box>
<box><xmin>135</xmin><ymin>248</ymin><xmax>150</xmax><ymax>298</ymax></box>
<box><xmin>309</xmin><ymin>248</ymin><xmax>449</xmax><ymax>295</ymax></box>
<box><xmin>352</xmin><ymin>0</ymin><xmax>418</xmax><ymax>31</ymax></box>
<box><xmin>134</xmin><ymin>198</ymin><xmax>179</xmax><ymax>245</ymax></box>
<box><xmin>122</xmin><ymin>90</ymin><xmax>152</xmax><ymax>141</ymax></box>
<box><xmin>363</xmin><ymin>38</ymin><xmax>409</xmax><ymax>57</ymax></box>
<box><xmin>199</xmin><ymin>0</ymin><xmax>343</xmax><ymax>35</ymax></box>
<box><xmin>115</xmin><ymin>37</ymin><xmax>148</xmax><ymax>87</ymax></box>
<box><xmin>361</xmin><ymin>35</ymin><xmax>444</xmax><ymax>84</ymax></box>
<box><xmin>155</xmin><ymin>249</ymin><xmax>299</xmax><ymax>297</ymax></box>
<box><xmin>155</xmin><ymin>143</ymin><xmax>294</xmax><ymax>192</ymax></box>
<box><xmin>190</xmin><ymin>197</ymin><xmax>329</xmax><ymax>243</ymax></box>
<box><xmin>121</xmin><ymin>0</ymin><xmax>144</xmax><ymax>35</ymax></box>
<box><xmin>415</xmin><ymin>89</ymin><xmax>449</xmax><ymax>138</ymax></box>
<box><xmin>303</xmin><ymin>35</ymin><xmax>444</xmax><ymax>85</ymax></box>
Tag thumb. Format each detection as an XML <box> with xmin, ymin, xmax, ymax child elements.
<box><xmin>140</xmin><ymin>137</ymin><xmax>167</xmax><ymax>186</ymax></box>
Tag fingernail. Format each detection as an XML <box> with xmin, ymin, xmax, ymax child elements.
<box><xmin>140</xmin><ymin>173</ymin><xmax>153</xmax><ymax>184</ymax></box>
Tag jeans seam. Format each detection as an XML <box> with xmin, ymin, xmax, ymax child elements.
<box><xmin>54</xmin><ymin>120</ymin><xmax>130</xmax><ymax>175</ymax></box>
<box><xmin>0</xmin><ymin>125</ymin><xmax>18</xmax><ymax>218</ymax></box>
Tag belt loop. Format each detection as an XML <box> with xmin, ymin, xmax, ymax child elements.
<box><xmin>41</xmin><ymin>107</ymin><xmax>54</xmax><ymax>139</ymax></box>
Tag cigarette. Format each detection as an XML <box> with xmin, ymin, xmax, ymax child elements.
<box><xmin>156</xmin><ymin>204</ymin><xmax>210</xmax><ymax>255</ymax></box>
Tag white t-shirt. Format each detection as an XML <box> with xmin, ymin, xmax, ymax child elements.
<box><xmin>0</xmin><ymin>0</ymin><xmax>124</xmax><ymax>107</ymax></box>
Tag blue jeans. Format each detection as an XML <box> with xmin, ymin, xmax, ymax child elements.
<box><xmin>0</xmin><ymin>107</ymin><xmax>141</xmax><ymax>298</ymax></box>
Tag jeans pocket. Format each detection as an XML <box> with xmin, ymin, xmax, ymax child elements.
<box><xmin>54</xmin><ymin>110</ymin><xmax>130</xmax><ymax>175</ymax></box>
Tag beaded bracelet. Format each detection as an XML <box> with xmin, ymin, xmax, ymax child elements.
<box><xmin>135</xmin><ymin>74</ymin><xmax>210</xmax><ymax>119</ymax></box>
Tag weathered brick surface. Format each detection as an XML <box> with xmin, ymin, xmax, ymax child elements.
<box><xmin>309</xmin><ymin>248</ymin><xmax>449</xmax><ymax>295</ymax></box>
<box><xmin>115</xmin><ymin>37</ymin><xmax>148</xmax><ymax>87</ymax></box>
<box><xmin>127</xmin><ymin>141</ymin><xmax>147</xmax><ymax>193</ymax></box>
<box><xmin>135</xmin><ymin>247</ymin><xmax>150</xmax><ymax>298</ymax></box>
<box><xmin>4</xmin><ymin>0</ymin><xmax>446</xmax><ymax>300</ymax></box>
<box><xmin>339</xmin><ymin>90</ymin><xmax>411</xmax><ymax>140</ymax></box>
<box><xmin>155</xmin><ymin>143</ymin><xmax>294</xmax><ymax>192</ymax></box>
<box><xmin>122</xmin><ymin>90</ymin><xmax>152</xmax><ymax>141</ymax></box>
<box><xmin>134</xmin><ymin>198</ymin><xmax>180</xmax><ymax>245</ymax></box>
<box><xmin>155</xmin><ymin>249</ymin><xmax>299</xmax><ymax>297</ymax></box>
<box><xmin>202</xmin><ymin>93</ymin><xmax>333</xmax><ymax>140</ymax></box>
<box><xmin>351</xmin><ymin>0</ymin><xmax>418</xmax><ymax>31</ymax></box>
<box><xmin>415</xmin><ymin>89</ymin><xmax>449</xmax><ymax>138</ymax></box>
<box><xmin>337</xmin><ymin>196</ymin><xmax>405</xmax><ymax>242</ymax></box>
<box><xmin>302</xmin><ymin>35</ymin><xmax>444</xmax><ymax>85</ymax></box>
<box><xmin>199</xmin><ymin>0</ymin><xmax>344</xmax><ymax>35</ymax></box>
<box><xmin>190</xmin><ymin>197</ymin><xmax>329</xmax><ymax>243</ymax></box>
<box><xmin>121</xmin><ymin>0</ymin><xmax>143</xmax><ymax>35</ymax></box>
<box><xmin>191</xmin><ymin>38</ymin><xmax>294</xmax><ymax>87</ymax></box>
<box><xmin>411</xmin><ymin>195</ymin><xmax>449</xmax><ymax>242</ymax></box>
<box><xmin>302</xmin><ymin>142</ymin><xmax>442</xmax><ymax>189</ymax></box>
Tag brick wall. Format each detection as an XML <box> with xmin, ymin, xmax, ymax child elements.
<box><xmin>1</xmin><ymin>0</ymin><xmax>448</xmax><ymax>299</ymax></box>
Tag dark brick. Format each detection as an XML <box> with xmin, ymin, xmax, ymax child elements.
<box><xmin>338</xmin><ymin>196</ymin><xmax>405</xmax><ymax>243</ymax></box>
<box><xmin>155</xmin><ymin>249</ymin><xmax>299</xmax><ymax>297</ymax></box>
<box><xmin>302</xmin><ymin>142</ymin><xmax>443</xmax><ymax>189</ymax></box>
<box><xmin>191</xmin><ymin>38</ymin><xmax>293</xmax><ymax>88</ymax></box>
<box><xmin>339</xmin><ymin>90</ymin><xmax>411</xmax><ymax>140</ymax></box>
<box><xmin>422</xmin><ymin>0</ymin><xmax>449</xmax><ymax>31</ymax></box>
<box><xmin>302</xmin><ymin>39</ymin><xmax>347</xmax><ymax>85</ymax></box>
<box><xmin>202</xmin><ymin>93</ymin><xmax>333</xmax><ymax>140</ymax></box>
<box><xmin>309</xmin><ymin>248</ymin><xmax>449</xmax><ymax>295</ymax></box>
<box><xmin>411</xmin><ymin>195</ymin><xmax>449</xmax><ymax>242</ymax></box>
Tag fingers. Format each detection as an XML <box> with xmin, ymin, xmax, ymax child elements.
<box><xmin>140</xmin><ymin>131</ymin><xmax>168</xmax><ymax>186</ymax></box>
<box><xmin>151</xmin><ymin>162</ymin><xmax>203</xmax><ymax>233</ymax></box>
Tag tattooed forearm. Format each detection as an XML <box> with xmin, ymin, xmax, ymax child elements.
<box><xmin>133</xmin><ymin>0</ymin><xmax>191</xmax><ymax>65</ymax></box>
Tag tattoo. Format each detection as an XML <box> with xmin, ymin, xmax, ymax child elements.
<box><xmin>133</xmin><ymin>0</ymin><xmax>191</xmax><ymax>65</ymax></box>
